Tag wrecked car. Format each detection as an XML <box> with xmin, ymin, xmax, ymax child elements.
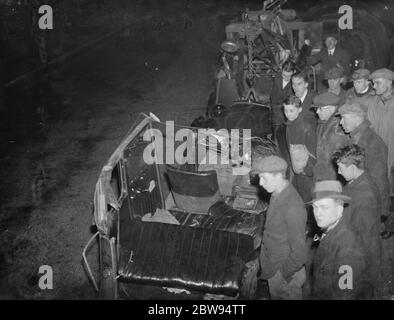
<box><xmin>82</xmin><ymin>109</ymin><xmax>276</xmax><ymax>300</ymax></box>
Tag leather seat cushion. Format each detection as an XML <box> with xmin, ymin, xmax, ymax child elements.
<box><xmin>118</xmin><ymin>218</ymin><xmax>254</xmax><ymax>296</ymax></box>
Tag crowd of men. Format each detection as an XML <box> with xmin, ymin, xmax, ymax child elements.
<box><xmin>252</xmin><ymin>34</ymin><xmax>394</xmax><ymax>299</ymax></box>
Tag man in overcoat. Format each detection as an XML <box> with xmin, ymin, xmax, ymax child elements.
<box><xmin>311</xmin><ymin>92</ymin><xmax>348</xmax><ymax>181</ymax></box>
<box><xmin>309</xmin><ymin>180</ymin><xmax>370</xmax><ymax>299</ymax></box>
<box><xmin>338</xmin><ymin>102</ymin><xmax>390</xmax><ymax>222</ymax></box>
<box><xmin>333</xmin><ymin>144</ymin><xmax>382</xmax><ymax>298</ymax></box>
<box><xmin>252</xmin><ymin>155</ymin><xmax>307</xmax><ymax>300</ymax></box>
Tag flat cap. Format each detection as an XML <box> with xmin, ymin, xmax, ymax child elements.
<box><xmin>337</xmin><ymin>101</ymin><xmax>367</xmax><ymax>117</ymax></box>
<box><xmin>312</xmin><ymin>92</ymin><xmax>341</xmax><ymax>108</ymax></box>
<box><xmin>325</xmin><ymin>67</ymin><xmax>344</xmax><ymax>80</ymax></box>
<box><xmin>369</xmin><ymin>68</ymin><xmax>394</xmax><ymax>81</ymax></box>
<box><xmin>351</xmin><ymin>68</ymin><xmax>370</xmax><ymax>81</ymax></box>
<box><xmin>251</xmin><ymin>155</ymin><xmax>287</xmax><ymax>174</ymax></box>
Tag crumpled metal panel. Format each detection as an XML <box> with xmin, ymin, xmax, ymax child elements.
<box><xmin>94</xmin><ymin>116</ymin><xmax>152</xmax><ymax>234</ymax></box>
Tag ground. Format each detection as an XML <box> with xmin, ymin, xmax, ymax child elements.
<box><xmin>0</xmin><ymin>1</ymin><xmax>393</xmax><ymax>300</ymax></box>
<box><xmin>0</xmin><ymin>3</ymin><xmax>237</xmax><ymax>299</ymax></box>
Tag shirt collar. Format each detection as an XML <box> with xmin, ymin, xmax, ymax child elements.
<box><xmin>314</xmin><ymin>216</ymin><xmax>343</xmax><ymax>242</ymax></box>
<box><xmin>300</xmin><ymin>90</ymin><xmax>308</xmax><ymax>103</ymax></box>
<box><xmin>328</xmin><ymin>48</ymin><xmax>335</xmax><ymax>55</ymax></box>
<box><xmin>358</xmin><ymin>86</ymin><xmax>369</xmax><ymax>94</ymax></box>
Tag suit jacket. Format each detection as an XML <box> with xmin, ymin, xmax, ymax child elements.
<box><xmin>349</xmin><ymin>120</ymin><xmax>390</xmax><ymax>217</ymax></box>
<box><xmin>308</xmin><ymin>46</ymin><xmax>351</xmax><ymax>78</ymax></box>
<box><xmin>260</xmin><ymin>183</ymin><xmax>307</xmax><ymax>281</ymax></box>
<box><xmin>270</xmin><ymin>73</ymin><xmax>293</xmax><ymax>106</ymax></box>
<box><xmin>270</xmin><ymin>74</ymin><xmax>293</xmax><ymax>126</ymax></box>
<box><xmin>311</xmin><ymin>217</ymin><xmax>370</xmax><ymax>300</ymax></box>
<box><xmin>300</xmin><ymin>90</ymin><xmax>318</xmax><ymax>125</ymax></box>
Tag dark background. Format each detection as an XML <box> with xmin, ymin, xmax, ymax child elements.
<box><xmin>0</xmin><ymin>0</ymin><xmax>393</xmax><ymax>299</ymax></box>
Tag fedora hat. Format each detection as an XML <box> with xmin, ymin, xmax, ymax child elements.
<box><xmin>307</xmin><ymin>180</ymin><xmax>351</xmax><ymax>204</ymax></box>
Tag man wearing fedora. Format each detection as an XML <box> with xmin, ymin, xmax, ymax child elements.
<box><xmin>311</xmin><ymin>92</ymin><xmax>348</xmax><ymax>181</ymax></box>
<box><xmin>252</xmin><ymin>155</ymin><xmax>307</xmax><ymax>300</ymax></box>
<box><xmin>338</xmin><ymin>101</ymin><xmax>390</xmax><ymax>226</ymax></box>
<box><xmin>333</xmin><ymin>144</ymin><xmax>382</xmax><ymax>298</ymax></box>
<box><xmin>345</xmin><ymin>68</ymin><xmax>374</xmax><ymax>103</ymax></box>
<box><xmin>309</xmin><ymin>180</ymin><xmax>369</xmax><ymax>299</ymax></box>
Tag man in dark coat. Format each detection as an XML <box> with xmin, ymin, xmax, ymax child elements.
<box><xmin>338</xmin><ymin>102</ymin><xmax>390</xmax><ymax>220</ymax></box>
<box><xmin>270</xmin><ymin>60</ymin><xmax>296</xmax><ymax>135</ymax></box>
<box><xmin>252</xmin><ymin>155</ymin><xmax>307</xmax><ymax>300</ymax></box>
<box><xmin>345</xmin><ymin>68</ymin><xmax>374</xmax><ymax>103</ymax></box>
<box><xmin>291</xmin><ymin>71</ymin><xmax>317</xmax><ymax>125</ymax></box>
<box><xmin>309</xmin><ymin>180</ymin><xmax>370</xmax><ymax>299</ymax></box>
<box><xmin>311</xmin><ymin>92</ymin><xmax>348</xmax><ymax>181</ymax></box>
<box><xmin>283</xmin><ymin>95</ymin><xmax>317</xmax><ymax>204</ymax></box>
<box><xmin>307</xmin><ymin>35</ymin><xmax>351</xmax><ymax>84</ymax></box>
<box><xmin>365</xmin><ymin>68</ymin><xmax>394</xmax><ymax>237</ymax></box>
<box><xmin>333</xmin><ymin>144</ymin><xmax>382</xmax><ymax>298</ymax></box>
<box><xmin>324</xmin><ymin>67</ymin><xmax>347</xmax><ymax>105</ymax></box>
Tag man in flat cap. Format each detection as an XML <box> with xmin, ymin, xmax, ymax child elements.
<box><xmin>365</xmin><ymin>69</ymin><xmax>394</xmax><ymax>234</ymax></box>
<box><xmin>311</xmin><ymin>92</ymin><xmax>348</xmax><ymax>181</ymax></box>
<box><xmin>307</xmin><ymin>35</ymin><xmax>351</xmax><ymax>89</ymax></box>
<box><xmin>308</xmin><ymin>180</ymin><xmax>369</xmax><ymax>299</ymax></box>
<box><xmin>252</xmin><ymin>155</ymin><xmax>307</xmax><ymax>299</ymax></box>
<box><xmin>324</xmin><ymin>67</ymin><xmax>347</xmax><ymax>106</ymax></box>
<box><xmin>345</xmin><ymin>68</ymin><xmax>374</xmax><ymax>103</ymax></box>
<box><xmin>338</xmin><ymin>102</ymin><xmax>391</xmax><ymax>227</ymax></box>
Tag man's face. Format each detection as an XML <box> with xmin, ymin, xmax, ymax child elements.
<box><xmin>353</xmin><ymin>78</ymin><xmax>369</xmax><ymax>93</ymax></box>
<box><xmin>292</xmin><ymin>77</ymin><xmax>308</xmax><ymax>98</ymax></box>
<box><xmin>258</xmin><ymin>172</ymin><xmax>280</xmax><ymax>193</ymax></box>
<box><xmin>328</xmin><ymin>78</ymin><xmax>341</xmax><ymax>91</ymax></box>
<box><xmin>282</xmin><ymin>70</ymin><xmax>294</xmax><ymax>83</ymax></box>
<box><xmin>373</xmin><ymin>78</ymin><xmax>392</xmax><ymax>96</ymax></box>
<box><xmin>340</xmin><ymin>113</ymin><xmax>362</xmax><ymax>133</ymax></box>
<box><xmin>312</xmin><ymin>198</ymin><xmax>343</xmax><ymax>229</ymax></box>
<box><xmin>337</xmin><ymin>162</ymin><xmax>354</xmax><ymax>181</ymax></box>
<box><xmin>325</xmin><ymin>37</ymin><xmax>337</xmax><ymax>50</ymax></box>
<box><xmin>316</xmin><ymin>105</ymin><xmax>336</xmax><ymax>121</ymax></box>
<box><xmin>284</xmin><ymin>104</ymin><xmax>302</xmax><ymax>122</ymax></box>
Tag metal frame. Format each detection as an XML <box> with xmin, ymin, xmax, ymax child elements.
<box><xmin>83</xmin><ymin>114</ymin><xmax>169</xmax><ymax>299</ymax></box>
<box><xmin>82</xmin><ymin>232</ymin><xmax>118</xmax><ymax>299</ymax></box>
